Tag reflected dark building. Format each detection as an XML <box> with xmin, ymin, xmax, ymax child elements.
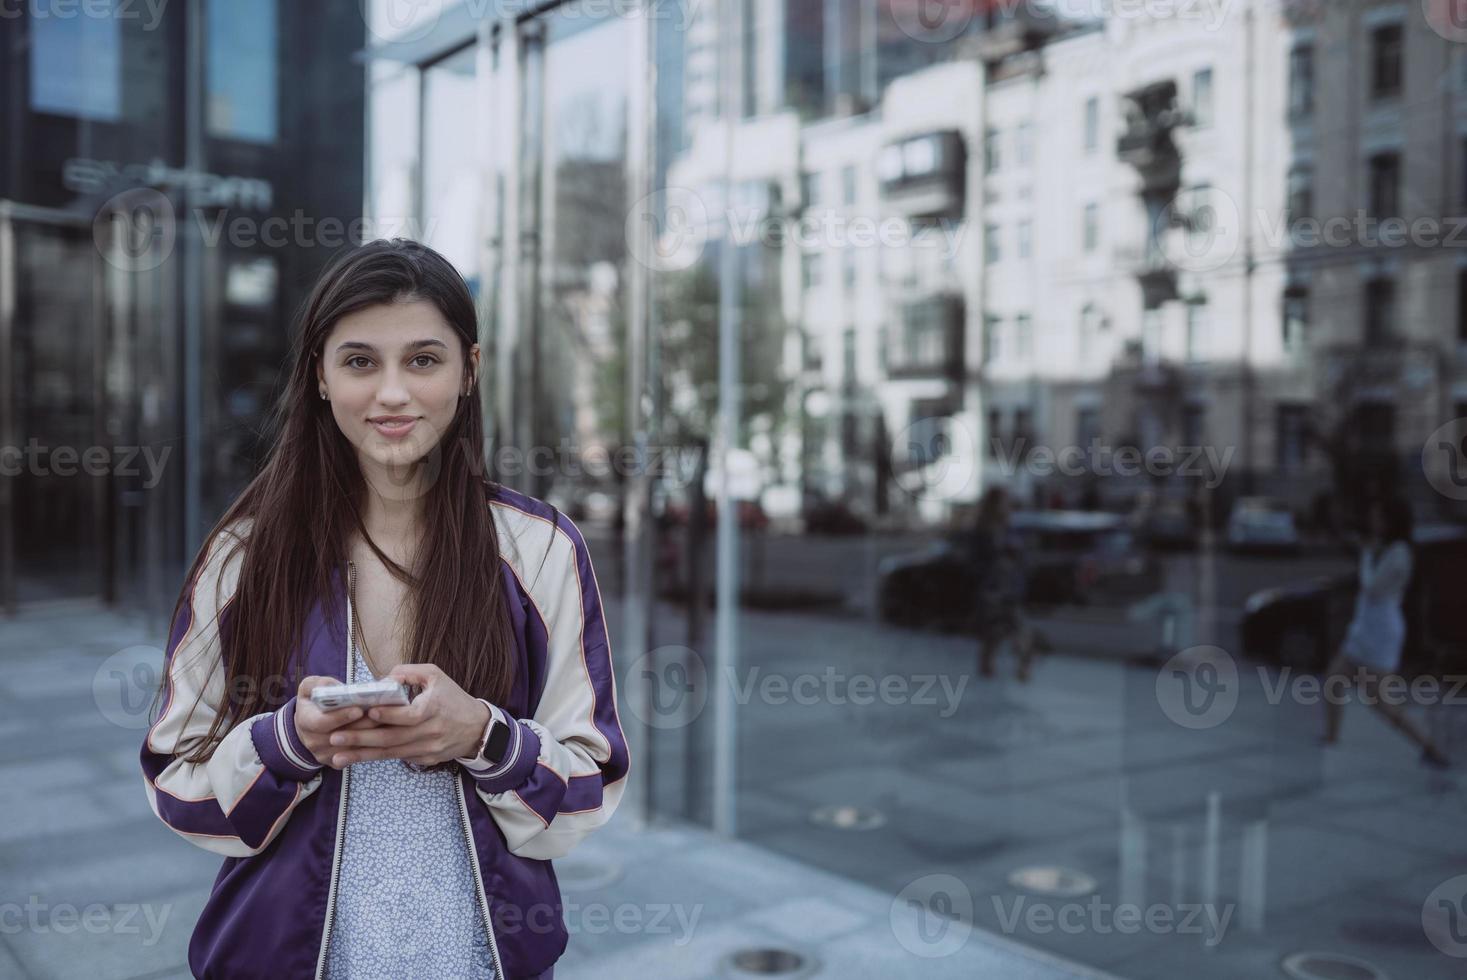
<box><xmin>0</xmin><ymin>0</ymin><xmax>364</xmax><ymax>612</ymax></box>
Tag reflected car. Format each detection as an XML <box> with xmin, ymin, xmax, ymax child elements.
<box><xmin>876</xmin><ymin>511</ymin><xmax>1160</xmax><ymax>631</ymax></box>
<box><xmin>1240</xmin><ymin>525</ymin><xmax>1467</xmax><ymax>673</ymax></box>
<box><xmin>1136</xmin><ymin>498</ymin><xmax>1201</xmax><ymax>551</ymax></box>
<box><xmin>665</xmin><ymin>498</ymin><xmax>770</xmax><ymax>531</ymax></box>
<box><xmin>802</xmin><ymin>498</ymin><xmax>867</xmax><ymax>536</ymax></box>
<box><xmin>1226</xmin><ymin>497</ymin><xmax>1301</xmax><ymax>554</ymax></box>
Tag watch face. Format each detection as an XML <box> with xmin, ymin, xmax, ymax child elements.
<box><xmin>483</xmin><ymin>721</ymin><xmax>513</xmax><ymax>764</ymax></box>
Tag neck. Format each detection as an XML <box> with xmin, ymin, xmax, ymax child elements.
<box><xmin>357</xmin><ymin>457</ymin><xmax>429</xmax><ymax>544</ymax></box>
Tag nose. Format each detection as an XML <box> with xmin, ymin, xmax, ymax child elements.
<box><xmin>375</xmin><ymin>365</ymin><xmax>411</xmax><ymax>408</ymax></box>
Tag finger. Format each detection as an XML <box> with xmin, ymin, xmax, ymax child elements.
<box><xmin>297</xmin><ymin>675</ymin><xmax>343</xmax><ymax>698</ymax></box>
<box><xmin>333</xmin><ymin>740</ymin><xmax>440</xmax><ymax>767</ymax></box>
<box><xmin>329</xmin><ymin>724</ymin><xmax>429</xmax><ymax>750</ymax></box>
<box><xmin>365</xmin><ymin>700</ymin><xmax>430</xmax><ymax>726</ymax></box>
<box><xmin>386</xmin><ymin>663</ymin><xmax>440</xmax><ymax>689</ymax></box>
<box><xmin>299</xmin><ymin>705</ymin><xmax>367</xmax><ymax>733</ymax></box>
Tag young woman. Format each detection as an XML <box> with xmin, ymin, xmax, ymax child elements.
<box><xmin>1322</xmin><ymin>494</ymin><xmax>1449</xmax><ymax>768</ymax></box>
<box><xmin>139</xmin><ymin>239</ymin><xmax>631</xmax><ymax>979</ymax></box>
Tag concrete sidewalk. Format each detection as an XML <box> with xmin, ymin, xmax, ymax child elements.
<box><xmin>551</xmin><ymin>814</ymin><xmax>1118</xmax><ymax>980</ymax></box>
<box><xmin>0</xmin><ymin>599</ymin><xmax>1109</xmax><ymax>980</ymax></box>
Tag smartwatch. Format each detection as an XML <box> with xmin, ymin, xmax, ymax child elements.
<box><xmin>476</xmin><ymin>707</ymin><xmax>514</xmax><ymax>766</ymax></box>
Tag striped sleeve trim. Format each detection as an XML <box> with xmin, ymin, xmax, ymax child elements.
<box><xmin>251</xmin><ymin>697</ymin><xmax>323</xmax><ymax>781</ymax></box>
<box><xmin>461</xmin><ymin>709</ymin><xmax>542</xmax><ymax>794</ymax></box>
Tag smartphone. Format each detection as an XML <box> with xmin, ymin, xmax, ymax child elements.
<box><xmin>309</xmin><ymin>678</ymin><xmax>415</xmax><ymax>711</ymax></box>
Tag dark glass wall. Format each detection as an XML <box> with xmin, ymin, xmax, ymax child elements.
<box><xmin>0</xmin><ymin>0</ymin><xmax>365</xmax><ymax>612</ymax></box>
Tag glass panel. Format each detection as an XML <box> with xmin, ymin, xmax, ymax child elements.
<box><xmin>423</xmin><ymin>45</ymin><xmax>481</xmax><ymax>287</ymax></box>
<box><xmin>9</xmin><ymin>223</ymin><xmax>101</xmax><ymax>602</ymax></box>
<box><xmin>369</xmin><ymin>64</ymin><xmax>421</xmax><ymax>229</ymax></box>
<box><xmin>206</xmin><ymin>0</ymin><xmax>278</xmax><ymax>142</ymax></box>
<box><xmin>200</xmin><ymin>251</ymin><xmax>282</xmax><ymax>523</ymax></box>
<box><xmin>485</xmin><ymin>2</ymin><xmax>1467</xmax><ymax>977</ymax></box>
<box><xmin>9</xmin><ymin>0</ymin><xmax>366</xmax><ymax>610</ymax></box>
<box><xmin>29</xmin><ymin>6</ymin><xmax>121</xmax><ymax>121</ymax></box>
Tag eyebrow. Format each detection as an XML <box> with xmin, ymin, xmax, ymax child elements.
<box><xmin>335</xmin><ymin>339</ymin><xmax>450</xmax><ymax>355</ymax></box>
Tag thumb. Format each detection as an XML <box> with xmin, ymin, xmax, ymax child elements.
<box><xmin>297</xmin><ymin>675</ymin><xmax>343</xmax><ymax>699</ymax></box>
<box><xmin>385</xmin><ymin>663</ymin><xmax>438</xmax><ymax>689</ymax></box>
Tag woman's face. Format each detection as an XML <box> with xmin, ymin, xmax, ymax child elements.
<box><xmin>315</xmin><ymin>298</ymin><xmax>478</xmax><ymax>491</ymax></box>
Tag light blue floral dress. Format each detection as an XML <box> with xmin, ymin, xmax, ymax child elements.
<box><xmin>1340</xmin><ymin>540</ymin><xmax>1413</xmax><ymax>673</ymax></box>
<box><xmin>323</xmin><ymin>644</ymin><xmax>496</xmax><ymax>979</ymax></box>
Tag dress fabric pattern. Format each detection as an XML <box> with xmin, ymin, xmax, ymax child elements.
<box><xmin>323</xmin><ymin>644</ymin><xmax>496</xmax><ymax>980</ymax></box>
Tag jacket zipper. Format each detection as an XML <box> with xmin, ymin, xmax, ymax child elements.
<box><xmin>313</xmin><ymin>561</ymin><xmax>357</xmax><ymax>980</ymax></box>
<box><xmin>458</xmin><ymin>773</ymin><xmax>505</xmax><ymax>978</ymax></box>
<box><xmin>313</xmin><ymin>560</ymin><xmax>505</xmax><ymax>980</ymax></box>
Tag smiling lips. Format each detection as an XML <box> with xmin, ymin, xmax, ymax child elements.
<box><xmin>368</xmin><ymin>416</ymin><xmax>418</xmax><ymax>438</ymax></box>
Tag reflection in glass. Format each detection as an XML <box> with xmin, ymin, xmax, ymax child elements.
<box><xmin>423</xmin><ymin>46</ymin><xmax>481</xmax><ymax>286</ymax></box>
<box><xmin>206</xmin><ymin>0</ymin><xmax>278</xmax><ymax>142</ymax></box>
<box><xmin>30</xmin><ymin>7</ymin><xmax>121</xmax><ymax>120</ymax></box>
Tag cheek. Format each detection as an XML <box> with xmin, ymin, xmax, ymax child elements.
<box><xmin>329</xmin><ymin>380</ymin><xmax>374</xmax><ymax>420</ymax></box>
<box><xmin>424</xmin><ymin>374</ymin><xmax>464</xmax><ymax>413</ymax></box>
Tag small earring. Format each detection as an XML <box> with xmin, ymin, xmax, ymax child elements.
<box><xmin>320</xmin><ymin>391</ymin><xmax>328</xmax><ymax>401</ymax></box>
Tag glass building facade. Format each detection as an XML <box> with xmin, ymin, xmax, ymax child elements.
<box><xmin>7</xmin><ymin>0</ymin><xmax>1467</xmax><ymax>977</ymax></box>
<box><xmin>360</xmin><ymin>3</ymin><xmax>1467</xmax><ymax>978</ymax></box>
<box><xmin>0</xmin><ymin>0</ymin><xmax>365</xmax><ymax>614</ymax></box>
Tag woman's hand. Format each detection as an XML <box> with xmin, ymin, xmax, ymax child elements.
<box><xmin>324</xmin><ymin>663</ymin><xmax>491</xmax><ymax>768</ymax></box>
<box><xmin>293</xmin><ymin>677</ymin><xmax>377</xmax><ymax>770</ymax></box>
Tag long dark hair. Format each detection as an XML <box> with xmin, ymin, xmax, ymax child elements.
<box><xmin>158</xmin><ymin>239</ymin><xmax>548</xmax><ymax>766</ymax></box>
